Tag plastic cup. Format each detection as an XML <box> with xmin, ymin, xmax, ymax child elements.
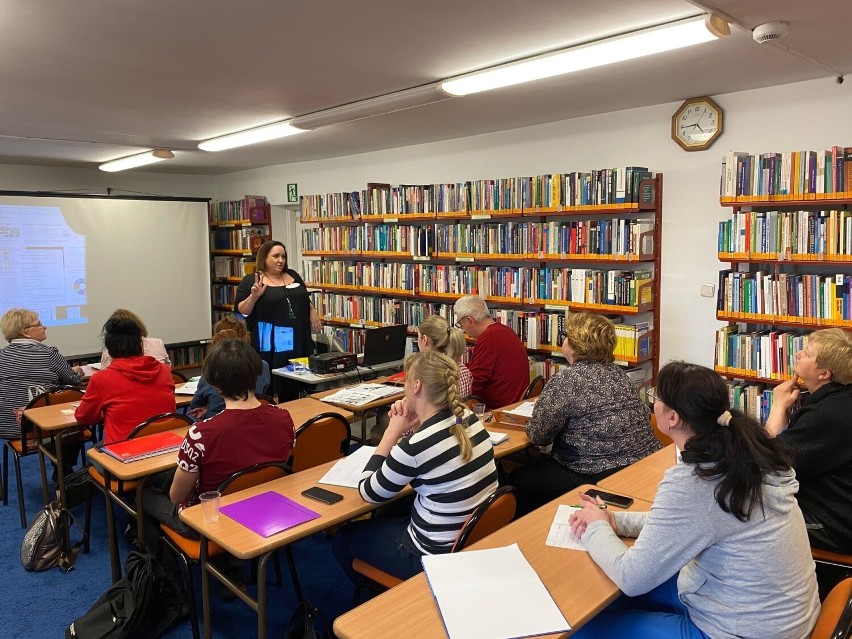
<box><xmin>472</xmin><ymin>403</ymin><xmax>486</xmax><ymax>417</ymax></box>
<box><xmin>199</xmin><ymin>491</ymin><xmax>221</xmax><ymax>523</ymax></box>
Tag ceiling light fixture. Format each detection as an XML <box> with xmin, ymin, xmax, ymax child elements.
<box><xmin>198</xmin><ymin>120</ymin><xmax>307</xmax><ymax>152</ymax></box>
<box><xmin>291</xmin><ymin>83</ymin><xmax>452</xmax><ymax>130</ymax></box>
<box><xmin>99</xmin><ymin>148</ymin><xmax>175</xmax><ymax>172</ymax></box>
<box><xmin>440</xmin><ymin>15</ymin><xmax>726</xmax><ymax>97</ymax></box>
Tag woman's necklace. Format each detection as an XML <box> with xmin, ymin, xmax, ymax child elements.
<box><xmin>265</xmin><ymin>273</ymin><xmax>286</xmax><ymax>286</ymax></box>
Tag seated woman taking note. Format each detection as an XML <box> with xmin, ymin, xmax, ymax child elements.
<box><xmin>332</xmin><ymin>351</ymin><xmax>498</xmax><ymax>584</ymax></box>
<box><xmin>75</xmin><ymin>317</ymin><xmax>175</xmax><ymax>444</ymax></box>
<box><xmin>569</xmin><ymin>361</ymin><xmax>819</xmax><ymax>639</ymax></box>
<box><xmin>510</xmin><ymin>312</ymin><xmax>660</xmax><ymax>515</ymax></box>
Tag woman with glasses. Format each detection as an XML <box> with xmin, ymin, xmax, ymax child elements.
<box><xmin>509</xmin><ymin>312</ymin><xmax>659</xmax><ymax>516</ymax></box>
<box><xmin>568</xmin><ymin>361</ymin><xmax>819</xmax><ymax>639</ymax></box>
<box><xmin>234</xmin><ymin>240</ymin><xmax>322</xmax><ymax>401</ymax></box>
<box><xmin>0</xmin><ymin>308</ymin><xmax>84</xmax><ymax>471</ymax></box>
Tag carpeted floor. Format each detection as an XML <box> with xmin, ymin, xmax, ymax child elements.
<box><xmin>0</xmin><ymin>449</ymin><xmax>355</xmax><ymax>638</ymax></box>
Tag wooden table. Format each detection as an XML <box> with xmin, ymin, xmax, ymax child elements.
<box><xmin>333</xmin><ymin>485</ymin><xmax>652</xmax><ymax>639</ymax></box>
<box><xmin>598</xmin><ymin>444</ymin><xmax>677</xmax><ymax>503</ymax></box>
<box><xmin>180</xmin><ymin>423</ymin><xmax>528</xmax><ymax>639</ymax></box>
<box><xmin>311</xmin><ymin>376</ymin><xmax>404</xmax><ymax>441</ymax></box>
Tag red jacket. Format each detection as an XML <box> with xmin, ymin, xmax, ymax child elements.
<box><xmin>468</xmin><ymin>322</ymin><xmax>529</xmax><ymax>410</ymax></box>
<box><xmin>75</xmin><ymin>356</ymin><xmax>175</xmax><ymax>444</ymax></box>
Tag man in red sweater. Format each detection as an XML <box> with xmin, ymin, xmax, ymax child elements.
<box><xmin>453</xmin><ymin>295</ymin><xmax>529</xmax><ymax>409</ymax></box>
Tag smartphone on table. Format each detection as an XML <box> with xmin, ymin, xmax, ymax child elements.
<box><xmin>582</xmin><ymin>489</ymin><xmax>634</xmax><ymax>509</ymax></box>
<box><xmin>301</xmin><ymin>486</ymin><xmax>344</xmax><ymax>505</ymax></box>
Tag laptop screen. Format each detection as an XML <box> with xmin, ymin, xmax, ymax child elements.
<box><xmin>361</xmin><ymin>324</ymin><xmax>409</xmax><ymax>366</ymax></box>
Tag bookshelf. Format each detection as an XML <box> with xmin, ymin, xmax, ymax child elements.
<box><xmin>299</xmin><ymin>171</ymin><xmax>662</xmax><ymax>384</ymax></box>
<box><xmin>209</xmin><ymin>195</ymin><xmax>272</xmax><ymax>326</ymax></box>
<box><xmin>715</xmin><ymin>148</ymin><xmax>852</xmax><ymax>422</ymax></box>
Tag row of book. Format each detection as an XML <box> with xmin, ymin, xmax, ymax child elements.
<box><xmin>717</xmin><ymin>209</ymin><xmax>852</xmax><ymax>258</ymax></box>
<box><xmin>725</xmin><ymin>380</ymin><xmax>774</xmax><ymax>425</ymax></box>
<box><xmin>309</xmin><ymin>293</ymin><xmax>453</xmax><ymax>328</ymax></box>
<box><xmin>720</xmin><ymin>148</ymin><xmax>852</xmax><ymax>200</ymax></box>
<box><xmin>209</xmin><ymin>195</ymin><xmax>270</xmax><ymax>224</ymax></box>
<box><xmin>211</xmin><ymin>225</ymin><xmax>270</xmax><ymax>252</ymax></box>
<box><xmin>301</xmin><ymin>218</ymin><xmax>654</xmax><ymax>259</ymax></box>
<box><xmin>717</xmin><ymin>270</ymin><xmax>852</xmax><ymax>323</ymax></box>
<box><xmin>304</xmin><ymin>261</ymin><xmax>417</xmax><ymax>292</ymax></box>
<box><xmin>212</xmin><ymin>284</ymin><xmax>238</xmax><ymax>306</ymax></box>
<box><xmin>167</xmin><ymin>345</ymin><xmax>206</xmax><ymax>369</ymax></box>
<box><xmin>714</xmin><ymin>325</ymin><xmax>808</xmax><ymax>380</ymax></box>
<box><xmin>211</xmin><ymin>256</ymin><xmax>256</xmax><ymax>279</ymax></box>
<box><xmin>299</xmin><ymin>168</ymin><xmax>654</xmax><ymax>219</ymax></box>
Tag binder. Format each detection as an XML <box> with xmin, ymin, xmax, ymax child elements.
<box><xmin>102</xmin><ymin>431</ymin><xmax>184</xmax><ymax>463</ymax></box>
<box><xmin>219</xmin><ymin>491</ymin><xmax>320</xmax><ymax>538</ymax></box>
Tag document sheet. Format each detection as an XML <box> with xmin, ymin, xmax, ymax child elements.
<box><xmin>505</xmin><ymin>401</ymin><xmax>536</xmax><ymax>418</ymax></box>
<box><xmin>321</xmin><ymin>383</ymin><xmax>403</xmax><ymax>406</ymax></box>
<box><xmin>317</xmin><ymin>445</ymin><xmax>377</xmax><ymax>488</ymax></box>
<box><xmin>486</xmin><ymin>430</ymin><xmax>509</xmax><ymax>445</ymax></box>
<box><xmin>545</xmin><ymin>505</ymin><xmax>586</xmax><ymax>551</ymax></box>
<box><xmin>422</xmin><ymin>543</ymin><xmax>571</xmax><ymax>639</ymax></box>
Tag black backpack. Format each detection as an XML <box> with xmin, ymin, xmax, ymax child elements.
<box><xmin>66</xmin><ymin>546</ymin><xmax>184</xmax><ymax>639</ymax></box>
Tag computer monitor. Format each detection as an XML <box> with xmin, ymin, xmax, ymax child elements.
<box><xmin>360</xmin><ymin>324</ymin><xmax>409</xmax><ymax>366</ymax></box>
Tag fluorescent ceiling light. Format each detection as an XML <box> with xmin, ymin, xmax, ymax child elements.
<box><xmin>441</xmin><ymin>15</ymin><xmax>722</xmax><ymax>96</ymax></box>
<box><xmin>198</xmin><ymin>120</ymin><xmax>307</xmax><ymax>152</ymax></box>
<box><xmin>292</xmin><ymin>84</ymin><xmax>451</xmax><ymax>130</ymax></box>
<box><xmin>99</xmin><ymin>149</ymin><xmax>174</xmax><ymax>172</ymax></box>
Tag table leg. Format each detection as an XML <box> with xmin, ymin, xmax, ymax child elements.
<box><xmin>257</xmin><ymin>552</ymin><xmax>271</xmax><ymax>639</ymax></box>
<box><xmin>37</xmin><ymin>447</ymin><xmax>50</xmax><ymax>506</ymax></box>
<box><xmin>103</xmin><ymin>468</ymin><xmax>122</xmax><ymax>582</ymax></box>
<box><xmin>201</xmin><ymin>538</ymin><xmax>212</xmax><ymax>639</ymax></box>
<box><xmin>54</xmin><ymin>436</ymin><xmax>66</xmax><ymax>508</ymax></box>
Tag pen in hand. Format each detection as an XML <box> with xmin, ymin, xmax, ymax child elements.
<box><xmin>571</xmin><ymin>503</ymin><xmax>607</xmax><ymax>510</ymax></box>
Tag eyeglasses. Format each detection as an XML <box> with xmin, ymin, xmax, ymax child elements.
<box><xmin>454</xmin><ymin>316</ymin><xmax>469</xmax><ymax>329</ymax></box>
<box><xmin>646</xmin><ymin>386</ymin><xmax>658</xmax><ymax>406</ymax></box>
<box><xmin>27</xmin><ymin>322</ymin><xmax>44</xmax><ymax>329</ymax></box>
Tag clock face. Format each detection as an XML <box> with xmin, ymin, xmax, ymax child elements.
<box><xmin>672</xmin><ymin>98</ymin><xmax>723</xmax><ymax>151</ymax></box>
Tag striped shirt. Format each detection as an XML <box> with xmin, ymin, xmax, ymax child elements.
<box><xmin>0</xmin><ymin>339</ymin><xmax>82</xmax><ymax>439</ymax></box>
<box><xmin>359</xmin><ymin>408</ymin><xmax>499</xmax><ymax>555</ymax></box>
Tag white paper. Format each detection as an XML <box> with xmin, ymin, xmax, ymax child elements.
<box><xmin>317</xmin><ymin>445</ymin><xmax>377</xmax><ymax>488</ymax></box>
<box><xmin>174</xmin><ymin>380</ymin><xmax>199</xmax><ymax>395</ymax></box>
<box><xmin>88</xmin><ymin>362</ymin><xmax>102</xmax><ymax>370</ymax></box>
<box><xmin>60</xmin><ymin>409</ymin><xmax>75</xmax><ymax>416</ymax></box>
<box><xmin>505</xmin><ymin>401</ymin><xmax>536</xmax><ymax>418</ymax></box>
<box><xmin>422</xmin><ymin>544</ymin><xmax>570</xmax><ymax>639</ymax></box>
<box><xmin>80</xmin><ymin>364</ymin><xmax>99</xmax><ymax>377</ymax></box>
<box><xmin>486</xmin><ymin>430</ymin><xmax>508</xmax><ymax>445</ymax></box>
<box><xmin>545</xmin><ymin>505</ymin><xmax>586</xmax><ymax>551</ymax></box>
<box><xmin>321</xmin><ymin>383</ymin><xmax>403</xmax><ymax>407</ymax></box>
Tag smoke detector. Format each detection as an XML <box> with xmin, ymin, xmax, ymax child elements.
<box><xmin>752</xmin><ymin>21</ymin><xmax>789</xmax><ymax>44</ymax></box>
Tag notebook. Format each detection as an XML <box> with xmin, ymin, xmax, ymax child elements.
<box><xmin>358</xmin><ymin>324</ymin><xmax>408</xmax><ymax>366</ymax></box>
<box><xmin>102</xmin><ymin>431</ymin><xmax>184</xmax><ymax>463</ymax></box>
<box><xmin>219</xmin><ymin>491</ymin><xmax>320</xmax><ymax>538</ymax></box>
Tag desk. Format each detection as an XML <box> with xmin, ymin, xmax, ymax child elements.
<box><xmin>272</xmin><ymin>359</ymin><xmax>403</xmax><ymax>391</ymax></box>
<box><xmin>180</xmin><ymin>425</ymin><xmax>527</xmax><ymax>639</ymax></box>
<box><xmin>311</xmin><ymin>376</ymin><xmax>404</xmax><ymax>441</ymax></box>
<box><xmin>598</xmin><ymin>444</ymin><xmax>677</xmax><ymax>503</ymax></box>
<box><xmin>333</xmin><ymin>485</ymin><xmax>651</xmax><ymax>639</ymax></box>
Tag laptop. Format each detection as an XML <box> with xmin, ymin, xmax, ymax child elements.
<box><xmin>358</xmin><ymin>324</ymin><xmax>408</xmax><ymax>366</ymax></box>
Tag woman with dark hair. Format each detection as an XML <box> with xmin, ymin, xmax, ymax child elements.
<box><xmin>98</xmin><ymin>308</ymin><xmax>169</xmax><ymax>368</ymax></box>
<box><xmin>75</xmin><ymin>317</ymin><xmax>175</xmax><ymax>444</ymax></box>
<box><xmin>234</xmin><ymin>240</ymin><xmax>322</xmax><ymax>401</ymax></box>
<box><xmin>568</xmin><ymin>361</ymin><xmax>819</xmax><ymax>639</ymax></box>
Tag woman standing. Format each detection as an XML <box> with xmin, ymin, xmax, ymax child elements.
<box><xmin>234</xmin><ymin>240</ymin><xmax>321</xmax><ymax>401</ymax></box>
<box><xmin>332</xmin><ymin>351</ymin><xmax>498</xmax><ymax>583</ymax></box>
<box><xmin>569</xmin><ymin>361</ymin><xmax>819</xmax><ymax>639</ymax></box>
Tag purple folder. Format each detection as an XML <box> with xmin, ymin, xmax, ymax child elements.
<box><xmin>219</xmin><ymin>491</ymin><xmax>320</xmax><ymax>538</ymax></box>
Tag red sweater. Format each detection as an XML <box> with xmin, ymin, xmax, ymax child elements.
<box><xmin>75</xmin><ymin>356</ymin><xmax>175</xmax><ymax>444</ymax></box>
<box><xmin>468</xmin><ymin>322</ymin><xmax>529</xmax><ymax>410</ymax></box>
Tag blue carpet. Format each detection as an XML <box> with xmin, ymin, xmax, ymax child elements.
<box><xmin>0</xmin><ymin>451</ymin><xmax>355</xmax><ymax>638</ymax></box>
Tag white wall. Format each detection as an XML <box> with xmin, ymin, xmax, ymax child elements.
<box><xmin>213</xmin><ymin>77</ymin><xmax>852</xmax><ymax>368</ymax></box>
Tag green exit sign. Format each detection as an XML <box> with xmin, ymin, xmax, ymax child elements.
<box><xmin>286</xmin><ymin>183</ymin><xmax>298</xmax><ymax>203</ymax></box>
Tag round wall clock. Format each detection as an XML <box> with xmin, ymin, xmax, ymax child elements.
<box><xmin>671</xmin><ymin>96</ymin><xmax>723</xmax><ymax>151</ymax></box>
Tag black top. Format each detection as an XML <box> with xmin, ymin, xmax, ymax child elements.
<box><xmin>234</xmin><ymin>269</ymin><xmax>313</xmax><ymax>369</ymax></box>
<box><xmin>779</xmin><ymin>382</ymin><xmax>852</xmax><ymax>553</ymax></box>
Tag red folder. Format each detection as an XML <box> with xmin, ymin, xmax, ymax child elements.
<box><xmin>102</xmin><ymin>431</ymin><xmax>184</xmax><ymax>463</ymax></box>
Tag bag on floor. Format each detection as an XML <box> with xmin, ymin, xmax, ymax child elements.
<box><xmin>21</xmin><ymin>500</ymin><xmax>86</xmax><ymax>572</ymax></box>
<box><xmin>65</xmin><ymin>545</ymin><xmax>185</xmax><ymax>639</ymax></box>
<box><xmin>63</xmin><ymin>466</ymin><xmax>95</xmax><ymax>509</ymax></box>
<box><xmin>284</xmin><ymin>600</ymin><xmax>331</xmax><ymax>639</ymax></box>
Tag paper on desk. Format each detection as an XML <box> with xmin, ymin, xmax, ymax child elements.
<box><xmin>317</xmin><ymin>445</ymin><xmax>377</xmax><ymax>488</ymax></box>
<box><xmin>174</xmin><ymin>381</ymin><xmax>199</xmax><ymax>395</ymax></box>
<box><xmin>80</xmin><ymin>364</ymin><xmax>99</xmax><ymax>377</ymax></box>
<box><xmin>321</xmin><ymin>383</ymin><xmax>403</xmax><ymax>407</ymax></box>
<box><xmin>545</xmin><ymin>505</ymin><xmax>586</xmax><ymax>551</ymax></box>
<box><xmin>60</xmin><ymin>409</ymin><xmax>76</xmax><ymax>415</ymax></box>
<box><xmin>422</xmin><ymin>543</ymin><xmax>571</xmax><ymax>639</ymax></box>
<box><xmin>486</xmin><ymin>430</ymin><xmax>508</xmax><ymax>445</ymax></box>
<box><xmin>504</xmin><ymin>401</ymin><xmax>536</xmax><ymax>418</ymax></box>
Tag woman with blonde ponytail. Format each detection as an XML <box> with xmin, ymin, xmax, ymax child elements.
<box><xmin>417</xmin><ymin>315</ymin><xmax>472</xmax><ymax>397</ymax></box>
<box><xmin>332</xmin><ymin>351</ymin><xmax>498</xmax><ymax>585</ymax></box>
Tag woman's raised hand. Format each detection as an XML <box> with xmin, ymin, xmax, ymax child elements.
<box><xmin>250</xmin><ymin>272</ymin><xmax>267</xmax><ymax>298</ymax></box>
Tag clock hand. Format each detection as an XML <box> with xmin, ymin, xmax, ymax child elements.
<box><xmin>695</xmin><ymin>123</ymin><xmax>705</xmax><ymax>133</ymax></box>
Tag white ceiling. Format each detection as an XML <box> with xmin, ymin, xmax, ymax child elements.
<box><xmin>1</xmin><ymin>0</ymin><xmax>849</xmax><ymax>176</ymax></box>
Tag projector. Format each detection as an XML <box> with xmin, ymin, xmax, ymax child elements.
<box><xmin>308</xmin><ymin>352</ymin><xmax>357</xmax><ymax>374</ymax></box>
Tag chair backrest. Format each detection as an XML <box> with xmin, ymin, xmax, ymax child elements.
<box><xmin>523</xmin><ymin>376</ymin><xmax>544</xmax><ymax>399</ymax></box>
<box><xmin>128</xmin><ymin>412</ymin><xmax>193</xmax><ymax>439</ymax></box>
<box><xmin>217</xmin><ymin>461</ymin><xmax>292</xmax><ymax>495</ymax></box>
<box><xmin>291</xmin><ymin>412</ymin><xmax>352</xmax><ymax>473</ymax></box>
<box><xmin>256</xmin><ymin>394</ymin><xmax>276</xmax><ymax>406</ymax></box>
<box><xmin>650</xmin><ymin>413</ymin><xmax>673</xmax><ymax>446</ymax></box>
<box><xmin>811</xmin><ymin>578</ymin><xmax>852</xmax><ymax>639</ymax></box>
<box><xmin>19</xmin><ymin>385</ymin><xmax>85</xmax><ymax>450</ymax></box>
<box><xmin>170</xmin><ymin>369</ymin><xmax>188</xmax><ymax>384</ymax></box>
<box><xmin>452</xmin><ymin>486</ymin><xmax>516</xmax><ymax>552</ymax></box>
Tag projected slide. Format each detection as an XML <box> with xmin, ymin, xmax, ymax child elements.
<box><xmin>0</xmin><ymin>205</ymin><xmax>87</xmax><ymax>327</ymax></box>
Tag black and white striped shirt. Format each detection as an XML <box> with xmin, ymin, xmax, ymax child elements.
<box><xmin>359</xmin><ymin>408</ymin><xmax>499</xmax><ymax>555</ymax></box>
<box><xmin>0</xmin><ymin>339</ymin><xmax>82</xmax><ymax>439</ymax></box>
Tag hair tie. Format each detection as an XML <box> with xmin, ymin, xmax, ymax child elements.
<box><xmin>717</xmin><ymin>410</ymin><xmax>732</xmax><ymax>427</ymax></box>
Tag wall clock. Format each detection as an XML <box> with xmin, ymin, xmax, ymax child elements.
<box><xmin>671</xmin><ymin>96</ymin><xmax>723</xmax><ymax>151</ymax></box>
